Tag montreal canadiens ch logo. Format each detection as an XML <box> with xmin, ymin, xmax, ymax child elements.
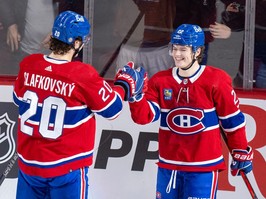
<box><xmin>0</xmin><ymin>113</ymin><xmax>16</xmax><ymax>164</ymax></box>
<box><xmin>166</xmin><ymin>107</ymin><xmax>206</xmax><ymax>135</ymax></box>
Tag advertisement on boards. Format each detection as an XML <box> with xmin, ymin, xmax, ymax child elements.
<box><xmin>0</xmin><ymin>85</ymin><xmax>265</xmax><ymax>199</ymax></box>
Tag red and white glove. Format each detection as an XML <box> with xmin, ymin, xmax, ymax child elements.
<box><xmin>230</xmin><ymin>146</ymin><xmax>253</xmax><ymax>176</ymax></box>
<box><xmin>114</xmin><ymin>61</ymin><xmax>146</xmax><ymax>101</ymax></box>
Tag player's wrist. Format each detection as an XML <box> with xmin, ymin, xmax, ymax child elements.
<box><xmin>113</xmin><ymin>85</ymin><xmax>126</xmax><ymax>101</ymax></box>
<box><xmin>114</xmin><ymin>80</ymin><xmax>131</xmax><ymax>101</ymax></box>
<box><xmin>128</xmin><ymin>93</ymin><xmax>144</xmax><ymax>103</ymax></box>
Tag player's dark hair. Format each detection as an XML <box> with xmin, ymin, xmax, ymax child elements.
<box><xmin>197</xmin><ymin>46</ymin><xmax>205</xmax><ymax>64</ymax></box>
<box><xmin>49</xmin><ymin>37</ymin><xmax>82</xmax><ymax>55</ymax></box>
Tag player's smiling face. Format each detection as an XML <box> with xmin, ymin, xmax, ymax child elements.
<box><xmin>171</xmin><ymin>44</ymin><xmax>194</xmax><ymax>69</ymax></box>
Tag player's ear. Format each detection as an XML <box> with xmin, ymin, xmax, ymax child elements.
<box><xmin>73</xmin><ymin>40</ymin><xmax>83</xmax><ymax>50</ymax></box>
<box><xmin>195</xmin><ymin>47</ymin><xmax>201</xmax><ymax>57</ymax></box>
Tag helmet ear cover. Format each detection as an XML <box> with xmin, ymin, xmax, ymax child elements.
<box><xmin>52</xmin><ymin>11</ymin><xmax>91</xmax><ymax>45</ymax></box>
<box><xmin>170</xmin><ymin>24</ymin><xmax>205</xmax><ymax>53</ymax></box>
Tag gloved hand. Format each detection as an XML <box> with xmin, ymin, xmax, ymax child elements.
<box><xmin>230</xmin><ymin>146</ymin><xmax>253</xmax><ymax>176</ymax></box>
<box><xmin>114</xmin><ymin>61</ymin><xmax>146</xmax><ymax>101</ymax></box>
<box><xmin>128</xmin><ymin>70</ymin><xmax>148</xmax><ymax>102</ymax></box>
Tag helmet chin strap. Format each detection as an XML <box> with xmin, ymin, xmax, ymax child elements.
<box><xmin>72</xmin><ymin>43</ymin><xmax>84</xmax><ymax>60</ymax></box>
<box><xmin>180</xmin><ymin>52</ymin><xmax>197</xmax><ymax>71</ymax></box>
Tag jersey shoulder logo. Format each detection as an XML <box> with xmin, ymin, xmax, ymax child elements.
<box><xmin>163</xmin><ymin>89</ymin><xmax>172</xmax><ymax>100</ymax></box>
<box><xmin>166</xmin><ymin>107</ymin><xmax>205</xmax><ymax>135</ymax></box>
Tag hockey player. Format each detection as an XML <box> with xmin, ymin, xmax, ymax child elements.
<box><xmin>117</xmin><ymin>24</ymin><xmax>254</xmax><ymax>198</ymax></box>
<box><xmin>13</xmin><ymin>11</ymin><xmax>143</xmax><ymax>199</ymax></box>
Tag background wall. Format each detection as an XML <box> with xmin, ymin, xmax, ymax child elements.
<box><xmin>0</xmin><ymin>85</ymin><xmax>265</xmax><ymax>199</ymax></box>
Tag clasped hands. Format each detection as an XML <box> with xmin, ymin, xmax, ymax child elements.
<box><xmin>114</xmin><ymin>61</ymin><xmax>147</xmax><ymax>102</ymax></box>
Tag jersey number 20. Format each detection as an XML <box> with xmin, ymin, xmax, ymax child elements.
<box><xmin>20</xmin><ymin>90</ymin><xmax>66</xmax><ymax>139</ymax></box>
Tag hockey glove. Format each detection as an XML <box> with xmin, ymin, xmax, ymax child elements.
<box><xmin>128</xmin><ymin>70</ymin><xmax>148</xmax><ymax>102</ymax></box>
<box><xmin>230</xmin><ymin>146</ymin><xmax>253</xmax><ymax>176</ymax></box>
<box><xmin>114</xmin><ymin>61</ymin><xmax>146</xmax><ymax>101</ymax></box>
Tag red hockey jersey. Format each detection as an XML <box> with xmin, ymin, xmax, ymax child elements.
<box><xmin>129</xmin><ymin>65</ymin><xmax>248</xmax><ymax>171</ymax></box>
<box><xmin>13</xmin><ymin>54</ymin><xmax>124</xmax><ymax>178</ymax></box>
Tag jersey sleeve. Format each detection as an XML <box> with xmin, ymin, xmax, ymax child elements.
<box><xmin>13</xmin><ymin>56</ymin><xmax>30</xmax><ymax>105</ymax></box>
<box><xmin>129</xmin><ymin>75</ymin><xmax>161</xmax><ymax>124</ymax></box>
<box><xmin>76</xmin><ymin>65</ymin><xmax>123</xmax><ymax>120</ymax></box>
<box><xmin>212</xmin><ymin>70</ymin><xmax>248</xmax><ymax>151</ymax></box>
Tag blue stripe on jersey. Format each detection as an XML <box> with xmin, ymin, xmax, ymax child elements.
<box><xmin>32</xmin><ymin>107</ymin><xmax>91</xmax><ymax>126</ymax></box>
<box><xmin>13</xmin><ymin>92</ymin><xmax>19</xmax><ymax>106</ymax></box>
<box><xmin>149</xmin><ymin>101</ymin><xmax>161</xmax><ymax>122</ymax></box>
<box><xmin>14</xmin><ymin>93</ymin><xmax>92</xmax><ymax>126</ymax></box>
<box><xmin>219</xmin><ymin>111</ymin><xmax>245</xmax><ymax>130</ymax></box>
<box><xmin>96</xmin><ymin>94</ymin><xmax>123</xmax><ymax>119</ymax></box>
<box><xmin>18</xmin><ymin>152</ymin><xmax>93</xmax><ymax>169</ymax></box>
<box><xmin>159</xmin><ymin>155</ymin><xmax>224</xmax><ymax>167</ymax></box>
<box><xmin>160</xmin><ymin>108</ymin><xmax>219</xmax><ymax>130</ymax></box>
